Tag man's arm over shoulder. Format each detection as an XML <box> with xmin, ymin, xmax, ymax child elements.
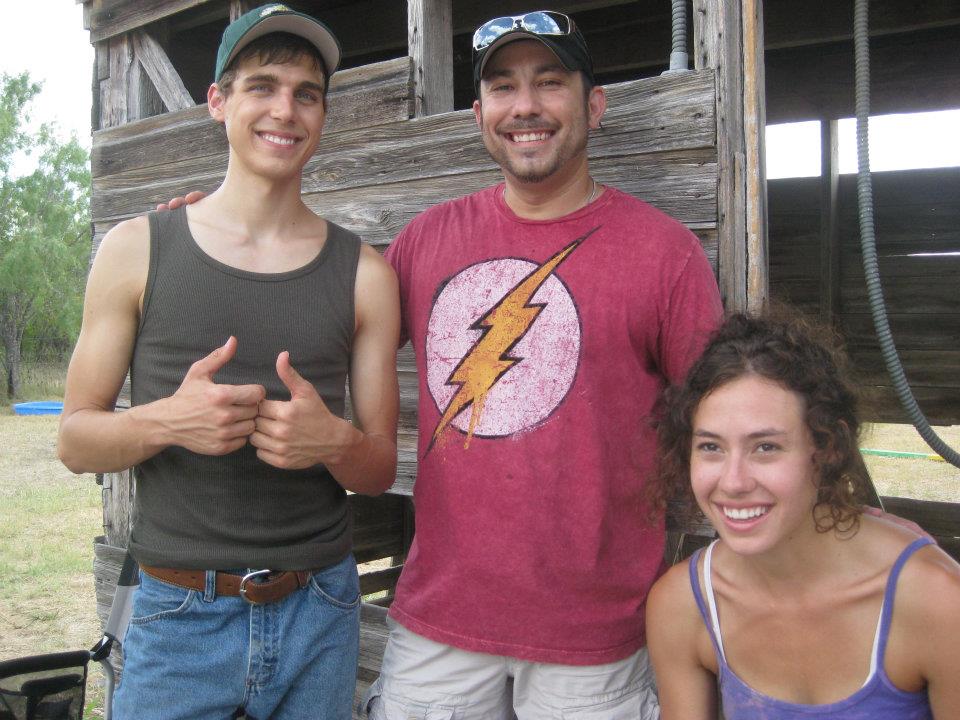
<box><xmin>59</xmin><ymin>215</ymin><xmax>265</xmax><ymax>473</ymax></box>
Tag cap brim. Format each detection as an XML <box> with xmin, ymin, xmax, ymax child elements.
<box><xmin>477</xmin><ymin>32</ymin><xmax>571</xmax><ymax>78</ymax></box>
<box><xmin>222</xmin><ymin>13</ymin><xmax>340</xmax><ymax>79</ymax></box>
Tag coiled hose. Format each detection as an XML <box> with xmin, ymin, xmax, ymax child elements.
<box><xmin>854</xmin><ymin>0</ymin><xmax>960</xmax><ymax>467</ymax></box>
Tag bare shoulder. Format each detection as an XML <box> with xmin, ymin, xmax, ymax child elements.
<box><xmin>896</xmin><ymin>540</ymin><xmax>960</xmax><ymax>614</ymax></box>
<box><xmin>648</xmin><ymin>554</ymin><xmax>720</xmax><ymax>719</ymax></box>
<box><xmin>96</xmin><ymin>215</ymin><xmax>150</xmax><ymax>258</ymax></box>
<box><xmin>355</xmin><ymin>243</ymin><xmax>399</xmax><ymax>297</ymax></box>
<box><xmin>354</xmin><ymin>243</ymin><xmax>400</xmax><ymax>329</ymax></box>
<box><xmin>888</xmin><ymin>537</ymin><xmax>960</xmax><ymax>699</ymax></box>
<box><xmin>91</xmin><ymin>215</ymin><xmax>151</xmax><ymax>293</ymax></box>
<box><xmin>648</xmin><ymin>555</ymin><xmax>703</xmax><ymax>638</ymax></box>
<box><xmin>357</xmin><ymin>242</ymin><xmax>394</xmax><ymax>272</ymax></box>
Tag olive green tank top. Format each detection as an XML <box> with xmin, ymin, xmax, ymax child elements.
<box><xmin>128</xmin><ymin>206</ymin><xmax>360</xmax><ymax>570</ymax></box>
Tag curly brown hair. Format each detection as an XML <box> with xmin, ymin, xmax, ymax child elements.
<box><xmin>653</xmin><ymin>309</ymin><xmax>872</xmax><ymax>535</ymax></box>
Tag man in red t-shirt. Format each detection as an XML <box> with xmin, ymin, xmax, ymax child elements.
<box><xmin>364</xmin><ymin>10</ymin><xmax>722</xmax><ymax>719</ymax></box>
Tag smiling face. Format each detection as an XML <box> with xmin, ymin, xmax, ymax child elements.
<box><xmin>208</xmin><ymin>52</ymin><xmax>327</xmax><ymax>182</ymax></box>
<box><xmin>472</xmin><ymin>39</ymin><xmax>605</xmax><ymax>188</ymax></box>
<box><xmin>690</xmin><ymin>374</ymin><xmax>822</xmax><ymax>556</ymax></box>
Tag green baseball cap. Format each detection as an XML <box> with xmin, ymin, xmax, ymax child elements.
<box><xmin>215</xmin><ymin>4</ymin><xmax>341</xmax><ymax>82</ymax></box>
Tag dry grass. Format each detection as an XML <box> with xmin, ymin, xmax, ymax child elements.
<box><xmin>0</xmin><ymin>414</ymin><xmax>104</xmax><ymax>714</ymax></box>
<box><xmin>862</xmin><ymin>423</ymin><xmax>960</xmax><ymax>502</ymax></box>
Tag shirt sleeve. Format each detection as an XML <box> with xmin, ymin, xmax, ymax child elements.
<box><xmin>659</xmin><ymin>239</ymin><xmax>723</xmax><ymax>384</ymax></box>
<box><xmin>385</xmin><ymin>224</ymin><xmax>412</xmax><ymax>347</ymax></box>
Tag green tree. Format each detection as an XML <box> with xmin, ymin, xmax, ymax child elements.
<box><xmin>0</xmin><ymin>72</ymin><xmax>90</xmax><ymax>399</ymax></box>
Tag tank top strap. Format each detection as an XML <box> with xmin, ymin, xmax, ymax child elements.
<box><xmin>873</xmin><ymin>536</ymin><xmax>934</xmax><ymax>668</ymax></box>
<box><xmin>688</xmin><ymin>540</ymin><xmax>725</xmax><ymax>661</ymax></box>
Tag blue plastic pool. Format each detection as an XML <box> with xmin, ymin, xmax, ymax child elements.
<box><xmin>13</xmin><ymin>401</ymin><xmax>64</xmax><ymax>416</ymax></box>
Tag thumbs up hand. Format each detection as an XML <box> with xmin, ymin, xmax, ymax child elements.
<box><xmin>166</xmin><ymin>336</ymin><xmax>266</xmax><ymax>455</ymax></box>
<box><xmin>251</xmin><ymin>351</ymin><xmax>358</xmax><ymax>470</ymax></box>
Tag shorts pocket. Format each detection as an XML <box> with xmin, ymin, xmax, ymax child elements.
<box><xmin>129</xmin><ymin>572</ymin><xmax>196</xmax><ymax>624</ymax></box>
<box><xmin>308</xmin><ymin>556</ymin><xmax>361</xmax><ymax>610</ymax></box>
<box><xmin>367</xmin><ymin>693</ymin><xmax>456</xmax><ymax>720</ymax></box>
<box><xmin>559</xmin><ymin>689</ymin><xmax>653</xmax><ymax>720</ymax></box>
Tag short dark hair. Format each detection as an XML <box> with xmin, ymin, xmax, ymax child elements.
<box><xmin>652</xmin><ymin>309</ymin><xmax>871</xmax><ymax>535</ymax></box>
<box><xmin>217</xmin><ymin>32</ymin><xmax>329</xmax><ymax>104</ymax></box>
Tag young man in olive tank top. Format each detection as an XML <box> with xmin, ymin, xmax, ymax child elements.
<box><xmin>58</xmin><ymin>6</ymin><xmax>400</xmax><ymax>718</ymax></box>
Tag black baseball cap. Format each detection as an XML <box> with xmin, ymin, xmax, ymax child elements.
<box><xmin>215</xmin><ymin>3</ymin><xmax>341</xmax><ymax>82</ymax></box>
<box><xmin>472</xmin><ymin>11</ymin><xmax>595</xmax><ymax>96</ymax></box>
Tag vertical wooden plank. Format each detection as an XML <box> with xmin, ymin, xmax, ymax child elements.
<box><xmin>92</xmin><ymin>42</ymin><xmax>107</xmax><ymax>134</ymax></box>
<box><xmin>229</xmin><ymin>0</ymin><xmax>254</xmax><ymax>22</ymax></box>
<box><xmin>694</xmin><ymin>0</ymin><xmax>747</xmax><ymax>310</ymax></box>
<box><xmin>819</xmin><ymin>118</ymin><xmax>841</xmax><ymax>324</ymax></box>
<box><xmin>102</xmin><ymin>34</ymin><xmax>134</xmax><ymax>128</ymax></box>
<box><xmin>102</xmin><ymin>468</ymin><xmax>135</xmax><ymax>548</ymax></box>
<box><xmin>694</xmin><ymin>0</ymin><xmax>766</xmax><ymax>311</ymax></box>
<box><xmin>743</xmin><ymin>0</ymin><xmax>768</xmax><ymax>311</ymax></box>
<box><xmin>408</xmin><ymin>0</ymin><xmax>454</xmax><ymax>117</ymax></box>
<box><xmin>128</xmin><ymin>44</ymin><xmax>147</xmax><ymax>122</ymax></box>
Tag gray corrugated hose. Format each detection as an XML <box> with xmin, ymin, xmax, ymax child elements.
<box><xmin>668</xmin><ymin>0</ymin><xmax>689</xmax><ymax>72</ymax></box>
<box><xmin>854</xmin><ymin>0</ymin><xmax>960</xmax><ymax>467</ymax></box>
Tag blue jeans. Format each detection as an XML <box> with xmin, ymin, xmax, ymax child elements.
<box><xmin>112</xmin><ymin>554</ymin><xmax>360</xmax><ymax>720</ymax></box>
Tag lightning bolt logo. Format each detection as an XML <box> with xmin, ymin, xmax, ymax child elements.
<box><xmin>427</xmin><ymin>228</ymin><xmax>597</xmax><ymax>453</ymax></box>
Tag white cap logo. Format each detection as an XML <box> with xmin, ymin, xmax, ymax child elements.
<box><xmin>261</xmin><ymin>4</ymin><xmax>290</xmax><ymax>18</ymax></box>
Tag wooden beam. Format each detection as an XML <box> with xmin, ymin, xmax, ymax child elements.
<box><xmin>450</xmin><ymin>0</ymin><xmax>639</xmax><ymax>34</ymax></box>
<box><xmin>408</xmin><ymin>0</ymin><xmax>454</xmax><ymax>117</ymax></box>
<box><xmin>743</xmin><ymin>0</ymin><xmax>768</xmax><ymax>311</ymax></box>
<box><xmin>695</xmin><ymin>0</ymin><xmax>747</xmax><ymax>311</ymax></box>
<box><xmin>92</xmin><ymin>42</ymin><xmax>108</xmax><ymax>133</ymax></box>
<box><xmin>101</xmin><ymin>34</ymin><xmax>135</xmax><ymax>129</ymax></box>
<box><xmin>766</xmin><ymin>26</ymin><xmax>960</xmax><ymax>123</ymax></box>
<box><xmin>87</xmin><ymin>0</ymin><xmax>218</xmax><ymax>43</ymax></box>
<box><xmin>229</xmin><ymin>1</ymin><xmax>254</xmax><ymax>23</ymax></box>
<box><xmin>91</xmin><ymin>73</ymin><xmax>718</xmax><ymax>226</ymax></box>
<box><xmin>695</xmin><ymin>0</ymin><xmax>767</xmax><ymax>312</ymax></box>
<box><xmin>819</xmin><ymin>119</ymin><xmax>840</xmax><ymax>324</ymax></box>
<box><xmin>92</xmin><ymin>57</ymin><xmax>415</xmax><ymax>178</ymax></box>
<box><xmin>764</xmin><ymin>0</ymin><xmax>960</xmax><ymax>50</ymax></box>
<box><xmin>132</xmin><ymin>30</ymin><xmax>195</xmax><ymax>113</ymax></box>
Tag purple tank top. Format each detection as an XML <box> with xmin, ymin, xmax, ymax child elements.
<box><xmin>689</xmin><ymin>536</ymin><xmax>933</xmax><ymax>719</ymax></box>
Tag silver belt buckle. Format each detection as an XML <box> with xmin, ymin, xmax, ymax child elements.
<box><xmin>239</xmin><ymin>569</ymin><xmax>272</xmax><ymax>603</ymax></box>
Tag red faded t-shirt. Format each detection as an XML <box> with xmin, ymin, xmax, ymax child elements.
<box><xmin>386</xmin><ymin>184</ymin><xmax>721</xmax><ymax>664</ymax></box>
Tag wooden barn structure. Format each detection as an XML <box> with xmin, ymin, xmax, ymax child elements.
<box><xmin>78</xmin><ymin>0</ymin><xmax>960</xmax><ymax>712</ymax></box>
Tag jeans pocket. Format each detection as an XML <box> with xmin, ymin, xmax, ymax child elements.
<box><xmin>308</xmin><ymin>555</ymin><xmax>361</xmax><ymax>610</ymax></box>
<box><xmin>129</xmin><ymin>572</ymin><xmax>196</xmax><ymax>624</ymax></box>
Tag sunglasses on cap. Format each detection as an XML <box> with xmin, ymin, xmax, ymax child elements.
<box><xmin>472</xmin><ymin>11</ymin><xmax>574</xmax><ymax>52</ymax></box>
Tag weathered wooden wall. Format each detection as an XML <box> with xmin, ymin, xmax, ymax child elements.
<box><xmin>768</xmin><ymin>168</ymin><xmax>960</xmax><ymax>425</ymax></box>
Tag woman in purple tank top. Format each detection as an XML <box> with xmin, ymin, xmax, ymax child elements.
<box><xmin>645</xmin><ymin>311</ymin><xmax>960</xmax><ymax>719</ymax></box>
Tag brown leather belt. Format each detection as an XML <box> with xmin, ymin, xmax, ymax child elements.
<box><xmin>140</xmin><ymin>565</ymin><xmax>312</xmax><ymax>604</ymax></box>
